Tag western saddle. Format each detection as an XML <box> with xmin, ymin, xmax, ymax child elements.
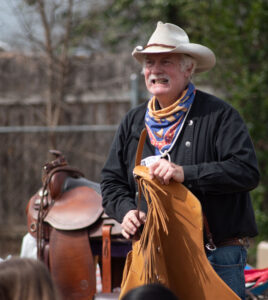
<box><xmin>26</xmin><ymin>150</ymin><xmax>131</xmax><ymax>300</ymax></box>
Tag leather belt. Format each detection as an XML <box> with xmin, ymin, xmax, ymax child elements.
<box><xmin>203</xmin><ymin>214</ymin><xmax>250</xmax><ymax>251</ymax></box>
<box><xmin>215</xmin><ymin>237</ymin><xmax>249</xmax><ymax>248</ymax></box>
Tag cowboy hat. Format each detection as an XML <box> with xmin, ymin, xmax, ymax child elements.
<box><xmin>132</xmin><ymin>21</ymin><xmax>216</xmax><ymax>73</ymax></box>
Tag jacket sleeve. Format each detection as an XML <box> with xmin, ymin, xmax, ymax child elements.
<box><xmin>183</xmin><ymin>106</ymin><xmax>260</xmax><ymax>195</ymax></box>
<box><xmin>100</xmin><ymin>119</ymin><xmax>137</xmax><ymax>223</ymax></box>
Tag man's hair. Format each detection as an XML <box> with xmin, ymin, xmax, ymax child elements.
<box><xmin>179</xmin><ymin>54</ymin><xmax>197</xmax><ymax>75</ymax></box>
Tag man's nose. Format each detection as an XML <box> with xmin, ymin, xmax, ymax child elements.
<box><xmin>150</xmin><ymin>61</ymin><xmax>163</xmax><ymax>73</ymax></box>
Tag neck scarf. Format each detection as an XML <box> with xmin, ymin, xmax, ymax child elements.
<box><xmin>145</xmin><ymin>82</ymin><xmax>196</xmax><ymax>155</ymax></box>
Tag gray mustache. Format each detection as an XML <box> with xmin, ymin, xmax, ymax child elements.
<box><xmin>148</xmin><ymin>74</ymin><xmax>170</xmax><ymax>84</ymax></box>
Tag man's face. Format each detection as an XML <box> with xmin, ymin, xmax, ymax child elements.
<box><xmin>144</xmin><ymin>53</ymin><xmax>190</xmax><ymax>108</ymax></box>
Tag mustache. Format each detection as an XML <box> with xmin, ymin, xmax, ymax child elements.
<box><xmin>148</xmin><ymin>74</ymin><xmax>170</xmax><ymax>84</ymax></box>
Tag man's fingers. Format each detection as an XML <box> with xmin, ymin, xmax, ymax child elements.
<box><xmin>139</xmin><ymin>211</ymin><xmax>147</xmax><ymax>223</ymax></box>
<box><xmin>149</xmin><ymin>159</ymin><xmax>184</xmax><ymax>184</ymax></box>
<box><xmin>121</xmin><ymin>218</ymin><xmax>137</xmax><ymax>236</ymax></box>
<box><xmin>156</xmin><ymin>164</ymin><xmax>168</xmax><ymax>177</ymax></box>
<box><xmin>149</xmin><ymin>161</ymin><xmax>160</xmax><ymax>178</ymax></box>
<box><xmin>129</xmin><ymin>214</ymin><xmax>141</xmax><ymax>227</ymax></box>
<box><xmin>149</xmin><ymin>159</ymin><xmax>169</xmax><ymax>181</ymax></box>
<box><xmin>121</xmin><ymin>229</ymin><xmax>130</xmax><ymax>239</ymax></box>
<box><xmin>121</xmin><ymin>210</ymin><xmax>147</xmax><ymax>239</ymax></box>
<box><xmin>121</xmin><ymin>210</ymin><xmax>143</xmax><ymax>237</ymax></box>
<box><xmin>123</xmin><ymin>210</ymin><xmax>140</xmax><ymax>225</ymax></box>
<box><xmin>162</xmin><ymin>168</ymin><xmax>174</xmax><ymax>185</ymax></box>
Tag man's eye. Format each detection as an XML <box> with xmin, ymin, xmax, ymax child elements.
<box><xmin>163</xmin><ymin>60</ymin><xmax>171</xmax><ymax>65</ymax></box>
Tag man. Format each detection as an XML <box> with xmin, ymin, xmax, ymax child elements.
<box><xmin>101</xmin><ymin>21</ymin><xmax>259</xmax><ymax>300</ymax></box>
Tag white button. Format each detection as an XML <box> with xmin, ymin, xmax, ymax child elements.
<box><xmin>157</xmin><ymin>246</ymin><xmax>160</xmax><ymax>252</ymax></box>
<box><xmin>185</xmin><ymin>141</ymin><xmax>191</xmax><ymax>147</ymax></box>
<box><xmin>188</xmin><ymin>120</ymin><xmax>193</xmax><ymax>126</ymax></box>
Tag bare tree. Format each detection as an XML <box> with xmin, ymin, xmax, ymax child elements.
<box><xmin>5</xmin><ymin>0</ymin><xmax>86</xmax><ymax>146</ymax></box>
<box><xmin>36</xmin><ymin>0</ymin><xmax>74</xmax><ymax>127</ymax></box>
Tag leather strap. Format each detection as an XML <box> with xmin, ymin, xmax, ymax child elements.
<box><xmin>134</xmin><ymin>129</ymin><xmax>147</xmax><ymax>224</ymax></box>
<box><xmin>102</xmin><ymin>224</ymin><xmax>113</xmax><ymax>293</ymax></box>
<box><xmin>135</xmin><ymin>128</ymin><xmax>147</xmax><ymax>167</ymax></box>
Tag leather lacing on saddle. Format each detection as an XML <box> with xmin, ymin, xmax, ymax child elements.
<box><xmin>135</xmin><ymin>172</ymin><xmax>169</xmax><ymax>283</ymax></box>
<box><xmin>36</xmin><ymin>183</ymin><xmax>49</xmax><ymax>259</ymax></box>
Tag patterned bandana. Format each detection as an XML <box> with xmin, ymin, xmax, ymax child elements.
<box><xmin>145</xmin><ymin>82</ymin><xmax>196</xmax><ymax>155</ymax></box>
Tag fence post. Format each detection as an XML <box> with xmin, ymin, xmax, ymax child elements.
<box><xmin>130</xmin><ymin>73</ymin><xmax>139</xmax><ymax>108</ymax></box>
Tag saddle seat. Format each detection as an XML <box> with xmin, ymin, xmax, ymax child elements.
<box><xmin>44</xmin><ymin>186</ymin><xmax>104</xmax><ymax>230</ymax></box>
<box><xmin>44</xmin><ymin>184</ymin><xmax>122</xmax><ymax>237</ymax></box>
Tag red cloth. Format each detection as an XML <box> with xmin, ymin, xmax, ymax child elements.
<box><xmin>245</xmin><ymin>268</ymin><xmax>268</xmax><ymax>287</ymax></box>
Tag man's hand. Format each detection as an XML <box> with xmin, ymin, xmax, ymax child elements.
<box><xmin>121</xmin><ymin>210</ymin><xmax>146</xmax><ymax>239</ymax></box>
<box><xmin>149</xmin><ymin>159</ymin><xmax>184</xmax><ymax>185</ymax></box>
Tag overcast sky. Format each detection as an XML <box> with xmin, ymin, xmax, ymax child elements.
<box><xmin>0</xmin><ymin>0</ymin><xmax>93</xmax><ymax>51</ymax></box>
<box><xmin>0</xmin><ymin>0</ymin><xmax>22</xmax><ymax>49</ymax></box>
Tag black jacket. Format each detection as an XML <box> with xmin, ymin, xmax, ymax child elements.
<box><xmin>101</xmin><ymin>90</ymin><xmax>259</xmax><ymax>243</ymax></box>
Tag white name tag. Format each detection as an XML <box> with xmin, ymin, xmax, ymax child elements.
<box><xmin>141</xmin><ymin>155</ymin><xmax>161</xmax><ymax>167</ymax></box>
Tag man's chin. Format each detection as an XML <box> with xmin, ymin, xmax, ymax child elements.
<box><xmin>149</xmin><ymin>87</ymin><xmax>170</xmax><ymax>97</ymax></box>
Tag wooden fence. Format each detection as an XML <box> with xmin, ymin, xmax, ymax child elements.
<box><xmin>0</xmin><ymin>96</ymin><xmax>133</xmax><ymax>257</ymax></box>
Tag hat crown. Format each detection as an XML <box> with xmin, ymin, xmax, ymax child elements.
<box><xmin>147</xmin><ymin>21</ymin><xmax>189</xmax><ymax>47</ymax></box>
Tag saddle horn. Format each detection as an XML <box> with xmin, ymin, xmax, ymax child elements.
<box><xmin>43</xmin><ymin>150</ymin><xmax>68</xmax><ymax>175</ymax></box>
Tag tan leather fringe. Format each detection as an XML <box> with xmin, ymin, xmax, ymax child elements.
<box><xmin>137</xmin><ymin>177</ymin><xmax>169</xmax><ymax>283</ymax></box>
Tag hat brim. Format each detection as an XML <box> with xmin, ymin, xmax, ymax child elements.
<box><xmin>132</xmin><ymin>43</ymin><xmax>216</xmax><ymax>73</ymax></box>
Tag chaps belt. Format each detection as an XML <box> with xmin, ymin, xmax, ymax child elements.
<box><xmin>215</xmin><ymin>237</ymin><xmax>249</xmax><ymax>248</ymax></box>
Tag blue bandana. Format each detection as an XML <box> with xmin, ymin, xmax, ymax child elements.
<box><xmin>145</xmin><ymin>82</ymin><xmax>195</xmax><ymax>155</ymax></box>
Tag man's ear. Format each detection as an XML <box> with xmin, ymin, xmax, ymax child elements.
<box><xmin>184</xmin><ymin>63</ymin><xmax>194</xmax><ymax>78</ymax></box>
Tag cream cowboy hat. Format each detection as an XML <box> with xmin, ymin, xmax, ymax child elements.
<box><xmin>132</xmin><ymin>21</ymin><xmax>216</xmax><ymax>73</ymax></box>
